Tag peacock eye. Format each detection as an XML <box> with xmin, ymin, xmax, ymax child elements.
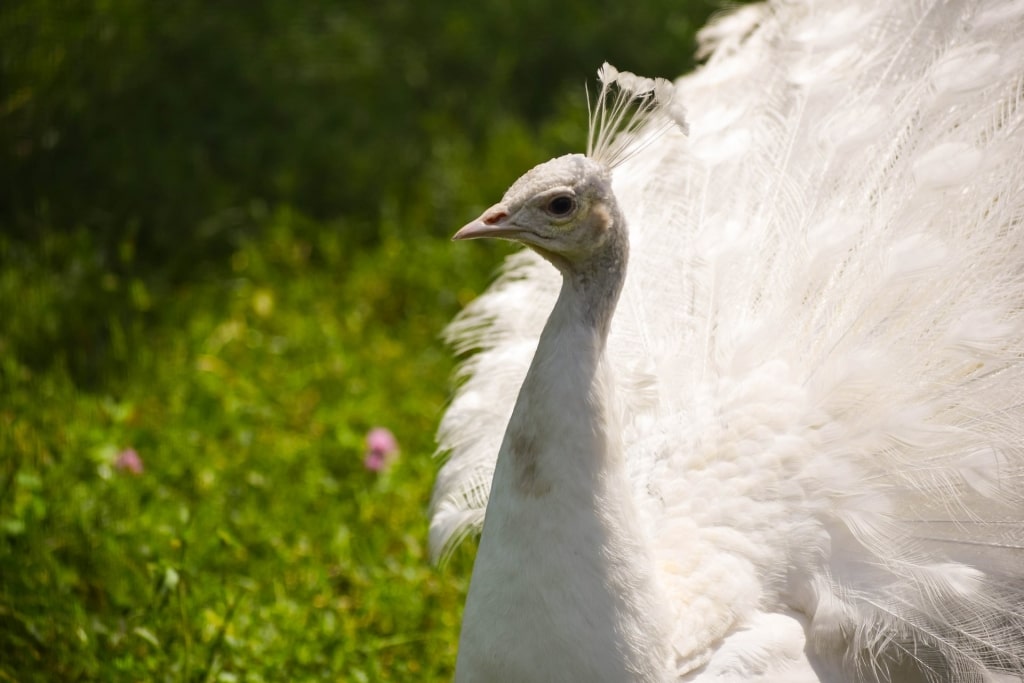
<box><xmin>546</xmin><ymin>195</ymin><xmax>577</xmax><ymax>217</ymax></box>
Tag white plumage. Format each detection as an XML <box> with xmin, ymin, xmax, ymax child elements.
<box><xmin>432</xmin><ymin>1</ymin><xmax>1024</xmax><ymax>681</ymax></box>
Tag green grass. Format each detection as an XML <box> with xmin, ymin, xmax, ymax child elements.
<box><xmin>0</xmin><ymin>211</ymin><xmax>511</xmax><ymax>681</ymax></box>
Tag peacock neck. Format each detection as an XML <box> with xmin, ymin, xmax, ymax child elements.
<box><xmin>505</xmin><ymin>235</ymin><xmax>630</xmax><ymax>495</ymax></box>
<box><xmin>455</xmin><ymin>230</ymin><xmax>673</xmax><ymax>682</ymax></box>
<box><xmin>553</xmin><ymin>227</ymin><xmax>629</xmax><ymax>342</ymax></box>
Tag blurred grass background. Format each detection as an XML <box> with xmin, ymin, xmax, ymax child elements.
<box><xmin>0</xmin><ymin>2</ymin><xmax>724</xmax><ymax>680</ymax></box>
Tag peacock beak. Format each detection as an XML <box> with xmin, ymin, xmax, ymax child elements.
<box><xmin>453</xmin><ymin>204</ymin><xmax>518</xmax><ymax>241</ymax></box>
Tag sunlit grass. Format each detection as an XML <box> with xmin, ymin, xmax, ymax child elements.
<box><xmin>0</xmin><ymin>215</ymin><xmax>499</xmax><ymax>681</ymax></box>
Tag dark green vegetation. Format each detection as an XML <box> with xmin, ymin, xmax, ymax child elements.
<box><xmin>1</xmin><ymin>2</ymin><xmax>720</xmax><ymax>680</ymax></box>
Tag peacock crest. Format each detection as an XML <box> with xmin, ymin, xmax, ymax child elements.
<box><xmin>587</xmin><ymin>62</ymin><xmax>688</xmax><ymax>168</ymax></box>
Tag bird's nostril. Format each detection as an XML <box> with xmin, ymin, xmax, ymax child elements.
<box><xmin>483</xmin><ymin>211</ymin><xmax>508</xmax><ymax>225</ymax></box>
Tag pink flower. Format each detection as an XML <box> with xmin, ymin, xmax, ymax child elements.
<box><xmin>366</xmin><ymin>428</ymin><xmax>398</xmax><ymax>455</ymax></box>
<box><xmin>364</xmin><ymin>427</ymin><xmax>398</xmax><ymax>472</ymax></box>
<box><xmin>364</xmin><ymin>450</ymin><xmax>387</xmax><ymax>472</ymax></box>
<box><xmin>114</xmin><ymin>448</ymin><xmax>144</xmax><ymax>475</ymax></box>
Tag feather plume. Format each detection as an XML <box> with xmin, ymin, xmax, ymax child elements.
<box><xmin>587</xmin><ymin>62</ymin><xmax>688</xmax><ymax>168</ymax></box>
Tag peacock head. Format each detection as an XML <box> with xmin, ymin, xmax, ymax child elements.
<box><xmin>453</xmin><ymin>153</ymin><xmax>620</xmax><ymax>269</ymax></box>
<box><xmin>453</xmin><ymin>63</ymin><xmax>686</xmax><ymax>273</ymax></box>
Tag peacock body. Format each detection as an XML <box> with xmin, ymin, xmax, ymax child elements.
<box><xmin>432</xmin><ymin>1</ymin><xmax>1024</xmax><ymax>681</ymax></box>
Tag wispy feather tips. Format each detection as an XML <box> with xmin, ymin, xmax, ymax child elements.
<box><xmin>587</xmin><ymin>62</ymin><xmax>688</xmax><ymax>168</ymax></box>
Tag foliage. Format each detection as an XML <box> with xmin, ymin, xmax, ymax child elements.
<box><xmin>0</xmin><ymin>0</ymin><xmax>722</xmax><ymax>679</ymax></box>
<box><xmin>1</xmin><ymin>218</ymin><xmax>495</xmax><ymax>681</ymax></box>
<box><xmin>1</xmin><ymin>0</ymin><xmax>715</xmax><ymax>260</ymax></box>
